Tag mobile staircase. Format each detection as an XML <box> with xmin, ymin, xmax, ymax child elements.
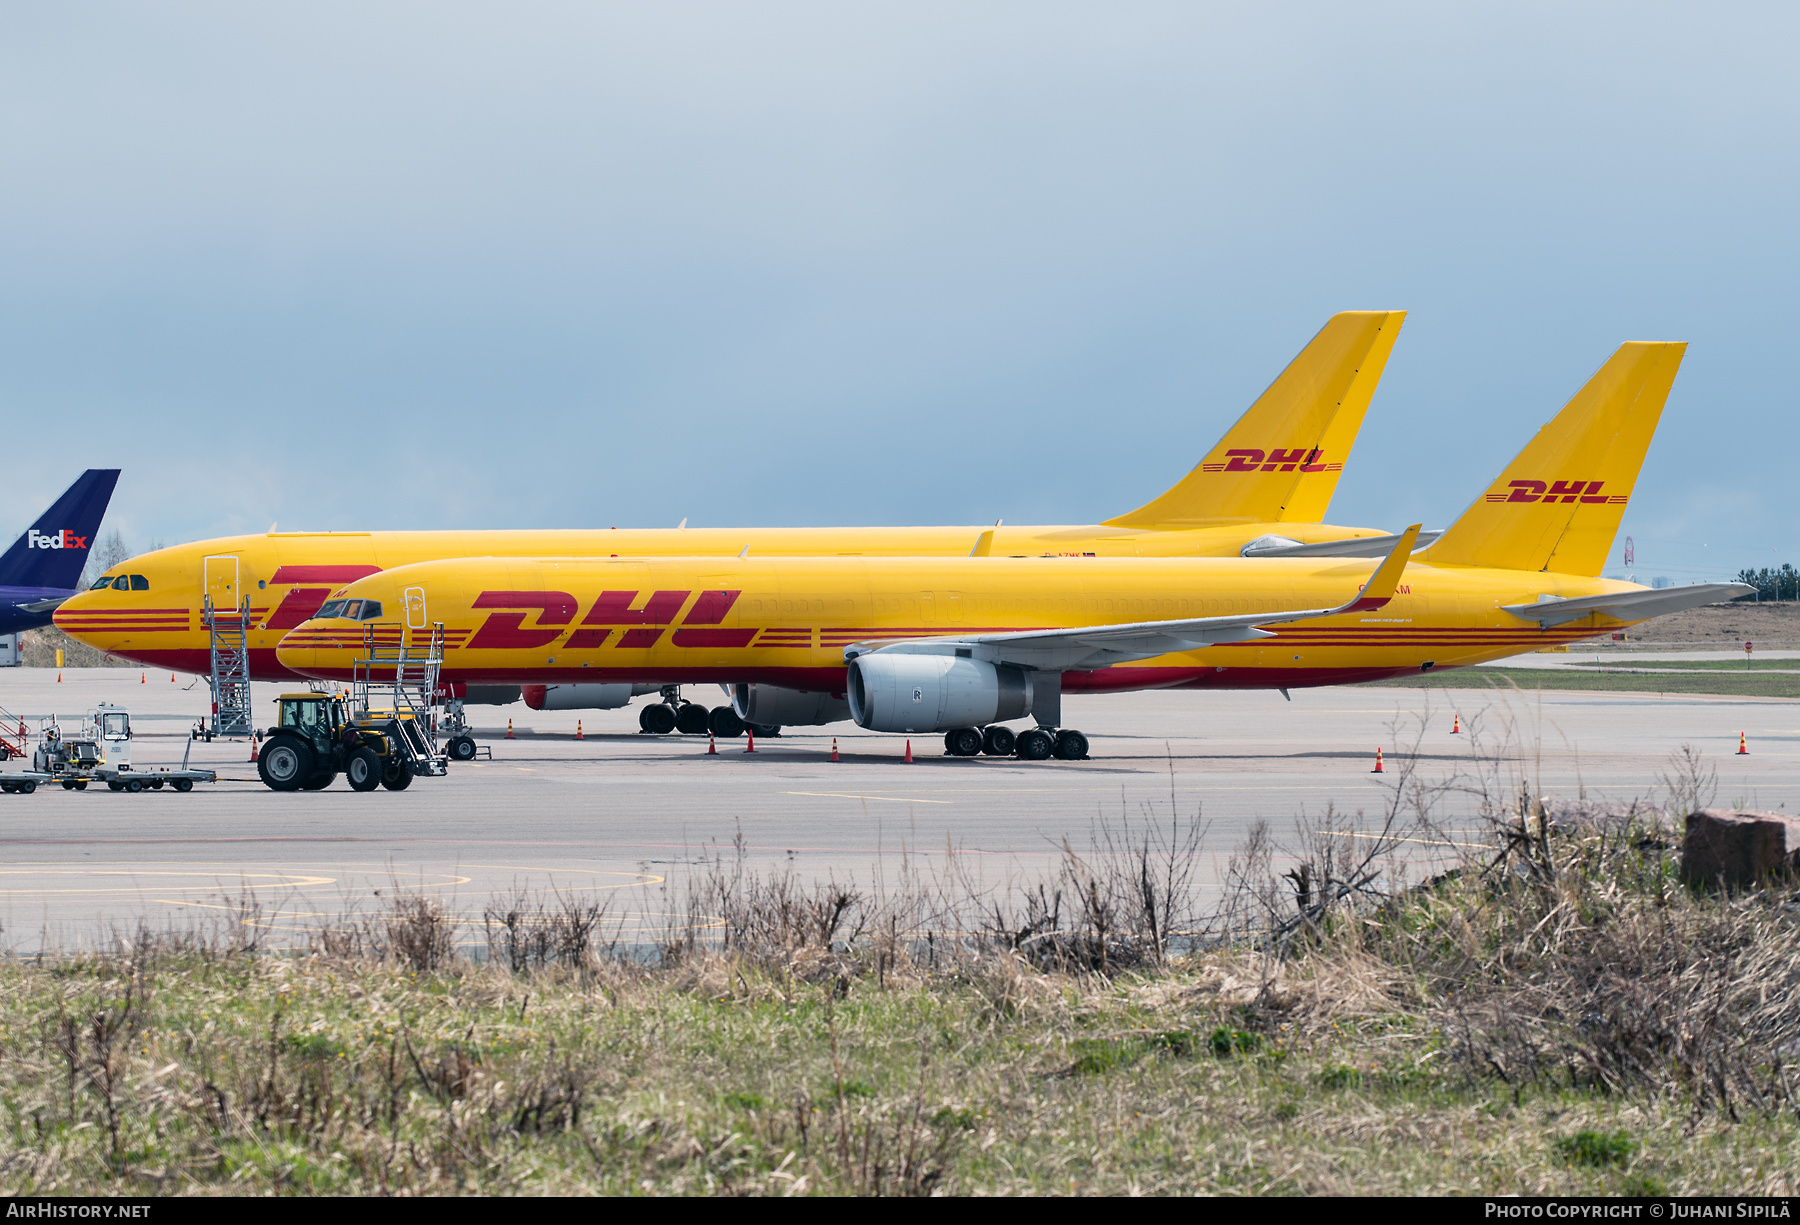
<box><xmin>0</xmin><ymin>706</ymin><xmax>25</xmax><ymax>761</ymax></box>
<box><xmin>202</xmin><ymin>594</ymin><xmax>255</xmax><ymax>738</ymax></box>
<box><xmin>349</xmin><ymin>618</ymin><xmax>449</xmax><ymax>780</ymax></box>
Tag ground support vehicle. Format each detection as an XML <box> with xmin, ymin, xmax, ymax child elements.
<box><xmin>0</xmin><ymin>771</ymin><xmax>50</xmax><ymax>794</ymax></box>
<box><xmin>25</xmin><ymin>706</ymin><xmax>216</xmax><ymax>792</ymax></box>
<box><xmin>256</xmin><ymin>622</ymin><xmax>449</xmax><ymax>792</ymax></box>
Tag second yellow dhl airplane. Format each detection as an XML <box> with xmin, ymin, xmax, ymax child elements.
<box><xmin>268</xmin><ymin>340</ymin><xmax>1746</xmax><ymax>760</ymax></box>
<box><xmin>55</xmin><ymin>311</ymin><xmax>1409</xmax><ymax>684</ymax></box>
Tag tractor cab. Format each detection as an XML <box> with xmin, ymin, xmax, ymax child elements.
<box><xmin>276</xmin><ymin>692</ymin><xmax>349</xmax><ymax>756</ymax></box>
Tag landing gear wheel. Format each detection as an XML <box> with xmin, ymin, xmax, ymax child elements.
<box><xmin>301</xmin><ymin>771</ymin><xmax>337</xmax><ymax>791</ymax></box>
<box><xmin>640</xmin><ymin>704</ymin><xmax>677</xmax><ymax>735</ymax></box>
<box><xmin>945</xmin><ymin>727</ymin><xmax>984</xmax><ymax>757</ymax></box>
<box><xmin>708</xmin><ymin>706</ymin><xmax>744</xmax><ymax>739</ymax></box>
<box><xmin>346</xmin><ymin>747</ymin><xmax>382</xmax><ymax>792</ymax></box>
<box><xmin>381</xmin><ymin>756</ymin><xmax>414</xmax><ymax>792</ymax></box>
<box><xmin>749</xmin><ymin>723</ymin><xmax>781</xmax><ymax>738</ymax></box>
<box><xmin>173</xmin><ymin>779</ymin><xmax>193</xmax><ymax>793</ymax></box>
<box><xmin>1015</xmin><ymin>728</ymin><xmax>1055</xmax><ymax>761</ymax></box>
<box><xmin>674</xmin><ymin>703</ymin><xmax>711</xmax><ymax>735</ymax></box>
<box><xmin>1053</xmin><ymin>730</ymin><xmax>1089</xmax><ymax>760</ymax></box>
<box><xmin>257</xmin><ymin>737</ymin><xmax>313</xmax><ymax>791</ymax></box>
<box><xmin>982</xmin><ymin>726</ymin><xmax>1016</xmax><ymax>757</ymax></box>
<box><xmin>448</xmin><ymin>736</ymin><xmax>478</xmax><ymax>761</ymax></box>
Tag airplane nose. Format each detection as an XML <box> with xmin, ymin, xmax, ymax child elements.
<box><xmin>51</xmin><ymin>589</ymin><xmax>95</xmax><ymax>628</ymax></box>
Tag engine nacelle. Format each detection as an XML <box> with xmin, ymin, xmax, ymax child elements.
<box><xmin>846</xmin><ymin>653</ymin><xmax>1033</xmax><ymax>733</ymax></box>
<box><xmin>522</xmin><ymin>683</ymin><xmax>656</xmax><ymax>711</ymax></box>
<box><xmin>731</xmin><ymin>683</ymin><xmax>851</xmax><ymax>727</ymax></box>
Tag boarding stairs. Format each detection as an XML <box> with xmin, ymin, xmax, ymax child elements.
<box><xmin>202</xmin><ymin>595</ymin><xmax>255</xmax><ymax>738</ymax></box>
<box><xmin>0</xmin><ymin>705</ymin><xmax>25</xmax><ymax>761</ymax></box>
<box><xmin>351</xmin><ymin>621</ymin><xmax>447</xmax><ymax>768</ymax></box>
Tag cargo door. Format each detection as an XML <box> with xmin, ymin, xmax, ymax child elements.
<box><xmin>203</xmin><ymin>555</ymin><xmax>240</xmax><ymax>614</ymax></box>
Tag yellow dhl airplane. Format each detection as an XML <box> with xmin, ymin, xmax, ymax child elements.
<box><xmin>55</xmin><ymin>311</ymin><xmax>1412</xmax><ymax>683</ymax></box>
<box><xmin>270</xmin><ymin>340</ymin><xmax>1748</xmax><ymax>758</ymax></box>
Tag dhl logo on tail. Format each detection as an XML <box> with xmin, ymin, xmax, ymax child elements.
<box><xmin>1485</xmin><ymin>480</ymin><xmax>1629</xmax><ymax>505</ymax></box>
<box><xmin>1200</xmin><ymin>448</ymin><xmax>1343</xmax><ymax>474</ymax></box>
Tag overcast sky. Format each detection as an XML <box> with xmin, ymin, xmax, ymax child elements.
<box><xmin>1</xmin><ymin>3</ymin><xmax>1792</xmax><ymax>582</ymax></box>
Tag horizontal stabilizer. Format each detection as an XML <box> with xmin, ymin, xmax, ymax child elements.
<box><xmin>1502</xmin><ymin>583</ymin><xmax>1753</xmax><ymax>628</ymax></box>
<box><xmin>847</xmin><ymin>526</ymin><xmax>1422</xmax><ymax>671</ymax></box>
<box><xmin>1240</xmin><ymin>529</ymin><xmax>1443</xmax><ymax>559</ymax></box>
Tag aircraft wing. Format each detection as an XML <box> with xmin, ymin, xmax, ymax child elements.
<box><xmin>1239</xmin><ymin>529</ymin><xmax>1442</xmax><ymax>558</ymax></box>
<box><xmin>19</xmin><ymin>597</ymin><xmax>69</xmax><ymax>615</ymax></box>
<box><xmin>845</xmin><ymin>525</ymin><xmax>1421</xmax><ymax>671</ymax></box>
<box><xmin>1502</xmin><ymin>583</ymin><xmax>1755</xmax><ymax>629</ymax></box>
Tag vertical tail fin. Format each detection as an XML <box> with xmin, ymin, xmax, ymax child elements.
<box><xmin>0</xmin><ymin>469</ymin><xmax>122</xmax><ymax>590</ymax></box>
<box><xmin>1104</xmin><ymin>310</ymin><xmax>1404</xmax><ymax>528</ymax></box>
<box><xmin>1421</xmin><ymin>343</ymin><xmax>1684</xmax><ymax>575</ymax></box>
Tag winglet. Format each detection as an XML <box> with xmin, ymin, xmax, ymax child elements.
<box><xmin>1344</xmin><ymin>523</ymin><xmax>1420</xmax><ymax>612</ymax></box>
<box><xmin>970</xmin><ymin>529</ymin><xmax>995</xmax><ymax>558</ymax></box>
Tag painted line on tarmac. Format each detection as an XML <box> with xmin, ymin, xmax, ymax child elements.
<box><xmin>784</xmin><ymin>791</ymin><xmax>953</xmax><ymax>804</ymax></box>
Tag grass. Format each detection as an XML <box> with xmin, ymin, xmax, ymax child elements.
<box><xmin>1362</xmin><ymin>666</ymin><xmax>1800</xmax><ymax>699</ymax></box>
<box><xmin>3</xmin><ymin>793</ymin><xmax>1798</xmax><ymax>1197</ymax></box>
<box><xmin>5</xmin><ymin>735</ymin><xmax>1799</xmax><ymax>1198</ymax></box>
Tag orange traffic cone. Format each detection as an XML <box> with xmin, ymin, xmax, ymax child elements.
<box><xmin>744</xmin><ymin>727</ymin><xmax>757</xmax><ymax>753</ymax></box>
<box><xmin>140</xmin><ymin>671</ymin><xmax>146</xmax><ymax>684</ymax></box>
<box><xmin>707</xmin><ymin>733</ymin><xmax>717</xmax><ymax>755</ymax></box>
<box><xmin>1738</xmin><ymin>731</ymin><xmax>1749</xmax><ymax>755</ymax></box>
<box><xmin>1451</xmin><ymin>713</ymin><xmax>1461</xmax><ymax>734</ymax></box>
<box><xmin>575</xmin><ymin>720</ymin><xmax>584</xmax><ymax>741</ymax></box>
<box><xmin>170</xmin><ymin>672</ymin><xmax>176</xmax><ymax>683</ymax></box>
<box><xmin>56</xmin><ymin>672</ymin><xmax>62</xmax><ymax>683</ymax></box>
<box><xmin>506</xmin><ymin>718</ymin><xmax>514</xmax><ymax>739</ymax></box>
<box><xmin>250</xmin><ymin>737</ymin><xmax>259</xmax><ymax>764</ymax></box>
<box><xmin>903</xmin><ymin>739</ymin><xmax>913</xmax><ymax>763</ymax></box>
<box><xmin>830</xmin><ymin>737</ymin><xmax>839</xmax><ymax>762</ymax></box>
<box><xmin>1372</xmin><ymin>746</ymin><xmax>1384</xmax><ymax>774</ymax></box>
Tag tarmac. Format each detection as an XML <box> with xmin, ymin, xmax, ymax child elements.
<box><xmin>3</xmin><ymin>661</ymin><xmax>1797</xmax><ymax>953</ymax></box>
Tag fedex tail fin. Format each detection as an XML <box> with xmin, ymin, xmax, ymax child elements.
<box><xmin>1105</xmin><ymin>310</ymin><xmax>1404</xmax><ymax>528</ymax></box>
<box><xmin>0</xmin><ymin>470</ymin><xmax>121</xmax><ymax>590</ymax></box>
<box><xmin>1421</xmin><ymin>343</ymin><xmax>1684</xmax><ymax>576</ymax></box>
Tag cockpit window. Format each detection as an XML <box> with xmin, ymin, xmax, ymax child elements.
<box><xmin>314</xmin><ymin>599</ymin><xmax>383</xmax><ymax>621</ymax></box>
<box><xmin>90</xmin><ymin>576</ymin><xmax>115</xmax><ymax>591</ymax></box>
<box><xmin>130</xmin><ymin>575</ymin><xmax>149</xmax><ymax>590</ymax></box>
<box><xmin>111</xmin><ymin>576</ymin><xmax>129</xmax><ymax>591</ymax></box>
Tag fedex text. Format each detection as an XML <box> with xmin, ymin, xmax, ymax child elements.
<box><xmin>26</xmin><ymin>529</ymin><xmax>89</xmax><ymax>550</ymax></box>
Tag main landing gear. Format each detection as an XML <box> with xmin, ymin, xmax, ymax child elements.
<box><xmin>943</xmin><ymin>725</ymin><xmax>1088</xmax><ymax>761</ymax></box>
<box><xmin>639</xmin><ymin>687</ymin><xmax>779</xmax><ymax>740</ymax></box>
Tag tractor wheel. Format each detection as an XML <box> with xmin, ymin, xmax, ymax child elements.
<box><xmin>346</xmin><ymin>748</ymin><xmax>382</xmax><ymax>792</ymax></box>
<box><xmin>381</xmin><ymin>756</ymin><xmax>414</xmax><ymax>792</ymax></box>
<box><xmin>257</xmin><ymin>737</ymin><xmax>313</xmax><ymax>791</ymax></box>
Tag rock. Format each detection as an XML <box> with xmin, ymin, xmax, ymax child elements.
<box><xmin>1681</xmin><ymin>809</ymin><xmax>1800</xmax><ymax>888</ymax></box>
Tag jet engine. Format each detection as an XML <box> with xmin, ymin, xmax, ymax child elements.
<box><xmin>845</xmin><ymin>653</ymin><xmax>1033</xmax><ymax>733</ymax></box>
<box><xmin>731</xmin><ymin>683</ymin><xmax>851</xmax><ymax>727</ymax></box>
<box><xmin>522</xmin><ymin>683</ymin><xmax>658</xmax><ymax>711</ymax></box>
